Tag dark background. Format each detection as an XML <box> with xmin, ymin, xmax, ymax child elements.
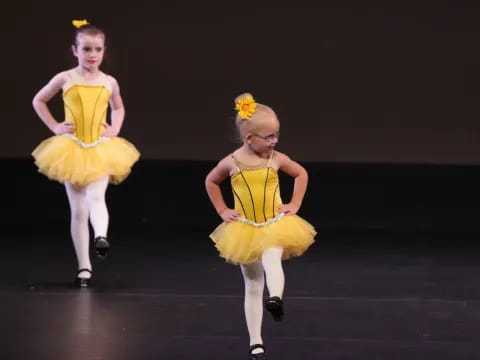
<box><xmin>2</xmin><ymin>1</ymin><xmax>480</xmax><ymax>233</ymax></box>
<box><xmin>3</xmin><ymin>1</ymin><xmax>480</xmax><ymax>163</ymax></box>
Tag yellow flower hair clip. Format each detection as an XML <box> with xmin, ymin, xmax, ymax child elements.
<box><xmin>72</xmin><ymin>19</ymin><xmax>89</xmax><ymax>28</ymax></box>
<box><xmin>235</xmin><ymin>94</ymin><xmax>257</xmax><ymax>119</ymax></box>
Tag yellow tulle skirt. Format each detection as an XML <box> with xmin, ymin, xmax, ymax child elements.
<box><xmin>210</xmin><ymin>215</ymin><xmax>316</xmax><ymax>265</ymax></box>
<box><xmin>32</xmin><ymin>135</ymin><xmax>140</xmax><ymax>187</ymax></box>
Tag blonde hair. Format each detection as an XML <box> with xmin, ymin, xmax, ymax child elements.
<box><xmin>234</xmin><ymin>93</ymin><xmax>277</xmax><ymax>138</ymax></box>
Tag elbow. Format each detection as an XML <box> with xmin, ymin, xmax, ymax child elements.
<box><xmin>32</xmin><ymin>96</ymin><xmax>43</xmax><ymax>110</ymax></box>
<box><xmin>205</xmin><ymin>176</ymin><xmax>220</xmax><ymax>190</ymax></box>
<box><xmin>112</xmin><ymin>106</ymin><xmax>125</xmax><ymax>114</ymax></box>
<box><xmin>297</xmin><ymin>167</ymin><xmax>308</xmax><ymax>185</ymax></box>
<box><xmin>297</xmin><ymin>167</ymin><xmax>308</xmax><ymax>180</ymax></box>
<box><xmin>205</xmin><ymin>176</ymin><xmax>212</xmax><ymax>189</ymax></box>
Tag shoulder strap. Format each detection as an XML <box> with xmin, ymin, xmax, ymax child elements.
<box><xmin>267</xmin><ymin>151</ymin><xmax>274</xmax><ymax>167</ymax></box>
<box><xmin>230</xmin><ymin>154</ymin><xmax>241</xmax><ymax>173</ymax></box>
<box><xmin>100</xmin><ymin>72</ymin><xmax>114</xmax><ymax>94</ymax></box>
<box><xmin>62</xmin><ymin>69</ymin><xmax>76</xmax><ymax>92</ymax></box>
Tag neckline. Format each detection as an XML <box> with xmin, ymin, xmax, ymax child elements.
<box><xmin>232</xmin><ymin>150</ymin><xmax>274</xmax><ymax>166</ymax></box>
<box><xmin>231</xmin><ymin>166</ymin><xmax>278</xmax><ymax>178</ymax></box>
<box><xmin>233</xmin><ymin>156</ymin><xmax>269</xmax><ymax>168</ymax></box>
<box><xmin>230</xmin><ymin>151</ymin><xmax>276</xmax><ymax>176</ymax></box>
<box><xmin>63</xmin><ymin>84</ymin><xmax>111</xmax><ymax>97</ymax></box>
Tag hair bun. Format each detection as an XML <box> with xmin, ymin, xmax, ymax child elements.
<box><xmin>234</xmin><ymin>93</ymin><xmax>254</xmax><ymax>105</ymax></box>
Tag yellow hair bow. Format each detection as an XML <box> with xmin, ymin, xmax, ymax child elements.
<box><xmin>72</xmin><ymin>19</ymin><xmax>89</xmax><ymax>28</ymax></box>
<box><xmin>235</xmin><ymin>94</ymin><xmax>257</xmax><ymax>119</ymax></box>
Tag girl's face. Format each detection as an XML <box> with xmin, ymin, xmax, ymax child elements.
<box><xmin>246</xmin><ymin>117</ymin><xmax>280</xmax><ymax>155</ymax></box>
<box><xmin>72</xmin><ymin>34</ymin><xmax>105</xmax><ymax>71</ymax></box>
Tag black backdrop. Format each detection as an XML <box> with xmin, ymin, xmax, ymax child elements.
<box><xmin>3</xmin><ymin>1</ymin><xmax>480</xmax><ymax>164</ymax></box>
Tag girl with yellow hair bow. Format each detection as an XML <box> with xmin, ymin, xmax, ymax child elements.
<box><xmin>31</xmin><ymin>20</ymin><xmax>140</xmax><ymax>288</ymax></box>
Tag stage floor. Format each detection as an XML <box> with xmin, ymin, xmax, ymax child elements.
<box><xmin>2</xmin><ymin>228</ymin><xmax>480</xmax><ymax>359</ymax></box>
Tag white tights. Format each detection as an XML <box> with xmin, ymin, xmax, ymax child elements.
<box><xmin>65</xmin><ymin>176</ymin><xmax>109</xmax><ymax>278</ymax></box>
<box><xmin>240</xmin><ymin>247</ymin><xmax>285</xmax><ymax>352</ymax></box>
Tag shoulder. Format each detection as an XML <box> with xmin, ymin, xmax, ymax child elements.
<box><xmin>217</xmin><ymin>153</ymin><xmax>236</xmax><ymax>171</ymax></box>
<box><xmin>48</xmin><ymin>70</ymin><xmax>70</xmax><ymax>86</ymax></box>
<box><xmin>105</xmin><ymin>74</ymin><xmax>118</xmax><ymax>84</ymax></box>
<box><xmin>104</xmin><ymin>73</ymin><xmax>119</xmax><ymax>88</ymax></box>
<box><xmin>272</xmin><ymin>150</ymin><xmax>292</xmax><ymax>166</ymax></box>
<box><xmin>206</xmin><ymin>153</ymin><xmax>237</xmax><ymax>182</ymax></box>
<box><xmin>97</xmin><ymin>73</ymin><xmax>118</xmax><ymax>97</ymax></box>
<box><xmin>37</xmin><ymin>71</ymin><xmax>69</xmax><ymax>94</ymax></box>
<box><xmin>273</xmin><ymin>151</ymin><xmax>307</xmax><ymax>176</ymax></box>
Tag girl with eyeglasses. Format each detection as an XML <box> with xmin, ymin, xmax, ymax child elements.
<box><xmin>205</xmin><ymin>93</ymin><xmax>316</xmax><ymax>360</ymax></box>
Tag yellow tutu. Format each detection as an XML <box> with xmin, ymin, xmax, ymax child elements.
<box><xmin>210</xmin><ymin>214</ymin><xmax>316</xmax><ymax>265</ymax></box>
<box><xmin>209</xmin><ymin>154</ymin><xmax>316</xmax><ymax>265</ymax></box>
<box><xmin>32</xmin><ymin>135</ymin><xmax>140</xmax><ymax>186</ymax></box>
<box><xmin>32</xmin><ymin>74</ymin><xmax>140</xmax><ymax>187</ymax></box>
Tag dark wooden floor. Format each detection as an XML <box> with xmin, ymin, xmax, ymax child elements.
<box><xmin>2</xmin><ymin>227</ymin><xmax>480</xmax><ymax>360</ymax></box>
<box><xmin>3</xmin><ymin>159</ymin><xmax>480</xmax><ymax>359</ymax></box>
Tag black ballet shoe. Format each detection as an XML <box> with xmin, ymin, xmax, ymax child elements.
<box><xmin>249</xmin><ymin>344</ymin><xmax>266</xmax><ymax>360</ymax></box>
<box><xmin>265</xmin><ymin>296</ymin><xmax>284</xmax><ymax>322</ymax></box>
<box><xmin>94</xmin><ymin>236</ymin><xmax>110</xmax><ymax>259</ymax></box>
<box><xmin>75</xmin><ymin>268</ymin><xmax>92</xmax><ymax>288</ymax></box>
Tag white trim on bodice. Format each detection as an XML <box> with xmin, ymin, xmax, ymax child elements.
<box><xmin>64</xmin><ymin>134</ymin><xmax>110</xmax><ymax>148</ymax></box>
<box><xmin>236</xmin><ymin>212</ymin><xmax>284</xmax><ymax>227</ymax></box>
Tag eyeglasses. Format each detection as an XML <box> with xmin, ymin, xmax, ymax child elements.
<box><xmin>252</xmin><ymin>132</ymin><xmax>280</xmax><ymax>142</ymax></box>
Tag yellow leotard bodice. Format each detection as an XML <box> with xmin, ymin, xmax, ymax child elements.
<box><xmin>210</xmin><ymin>153</ymin><xmax>316</xmax><ymax>265</ymax></box>
<box><xmin>32</xmin><ymin>69</ymin><xmax>140</xmax><ymax>186</ymax></box>
<box><xmin>63</xmin><ymin>85</ymin><xmax>110</xmax><ymax>144</ymax></box>
<box><xmin>231</xmin><ymin>167</ymin><xmax>282</xmax><ymax>223</ymax></box>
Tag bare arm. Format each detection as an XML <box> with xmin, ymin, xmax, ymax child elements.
<box><xmin>32</xmin><ymin>72</ymin><xmax>73</xmax><ymax>134</ymax></box>
<box><xmin>277</xmin><ymin>152</ymin><xmax>309</xmax><ymax>215</ymax></box>
<box><xmin>205</xmin><ymin>156</ymin><xmax>239</xmax><ymax>222</ymax></box>
<box><xmin>105</xmin><ymin>76</ymin><xmax>125</xmax><ymax>137</ymax></box>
